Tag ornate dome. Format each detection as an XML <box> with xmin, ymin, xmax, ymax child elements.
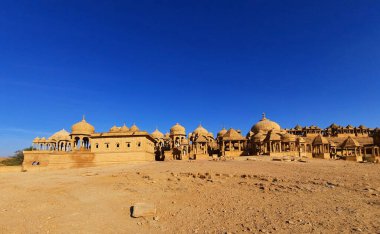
<box><xmin>193</xmin><ymin>124</ymin><xmax>208</xmax><ymax>136</ymax></box>
<box><xmin>217</xmin><ymin>127</ymin><xmax>227</xmax><ymax>137</ymax></box>
<box><xmin>170</xmin><ymin>123</ymin><xmax>186</xmax><ymax>135</ymax></box>
<box><xmin>109</xmin><ymin>125</ymin><xmax>120</xmax><ymax>132</ymax></box>
<box><xmin>71</xmin><ymin>116</ymin><xmax>95</xmax><ymax>135</ymax></box>
<box><xmin>251</xmin><ymin>113</ymin><xmax>281</xmax><ymax>133</ymax></box>
<box><xmin>33</xmin><ymin>137</ymin><xmax>40</xmax><ymax>143</ymax></box>
<box><xmin>297</xmin><ymin>137</ymin><xmax>306</xmax><ymax>143</ymax></box>
<box><xmin>253</xmin><ymin>132</ymin><xmax>265</xmax><ymax>142</ymax></box>
<box><xmin>151</xmin><ymin>128</ymin><xmax>164</xmax><ymax>139</ymax></box>
<box><xmin>281</xmin><ymin>133</ymin><xmax>296</xmax><ymax>142</ymax></box>
<box><xmin>130</xmin><ymin>124</ymin><xmax>140</xmax><ymax>132</ymax></box>
<box><xmin>50</xmin><ymin>129</ymin><xmax>70</xmax><ymax>141</ymax></box>
<box><xmin>120</xmin><ymin>124</ymin><xmax>129</xmax><ymax>132</ymax></box>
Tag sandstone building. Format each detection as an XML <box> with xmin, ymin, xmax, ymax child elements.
<box><xmin>24</xmin><ymin>114</ymin><xmax>380</xmax><ymax>169</ymax></box>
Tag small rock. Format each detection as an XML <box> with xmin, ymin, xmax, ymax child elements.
<box><xmin>132</xmin><ymin>203</ymin><xmax>156</xmax><ymax>218</ymax></box>
<box><xmin>153</xmin><ymin>216</ymin><xmax>159</xmax><ymax>221</ymax></box>
<box><xmin>286</xmin><ymin>220</ymin><xmax>294</xmax><ymax>224</ymax></box>
<box><xmin>137</xmin><ymin>222</ymin><xmax>142</xmax><ymax>225</ymax></box>
<box><xmin>352</xmin><ymin>227</ymin><xmax>362</xmax><ymax>232</ymax></box>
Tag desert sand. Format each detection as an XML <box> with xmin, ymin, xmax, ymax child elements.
<box><xmin>0</xmin><ymin>158</ymin><xmax>379</xmax><ymax>234</ymax></box>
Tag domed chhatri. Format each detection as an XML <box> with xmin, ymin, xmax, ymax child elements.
<box><xmin>170</xmin><ymin>123</ymin><xmax>186</xmax><ymax>135</ymax></box>
<box><xmin>120</xmin><ymin>124</ymin><xmax>129</xmax><ymax>132</ymax></box>
<box><xmin>49</xmin><ymin>129</ymin><xmax>70</xmax><ymax>141</ymax></box>
<box><xmin>217</xmin><ymin>127</ymin><xmax>227</xmax><ymax>137</ymax></box>
<box><xmin>130</xmin><ymin>124</ymin><xmax>140</xmax><ymax>132</ymax></box>
<box><xmin>251</xmin><ymin>113</ymin><xmax>281</xmax><ymax>133</ymax></box>
<box><xmin>193</xmin><ymin>124</ymin><xmax>208</xmax><ymax>136</ymax></box>
<box><xmin>71</xmin><ymin>116</ymin><xmax>95</xmax><ymax>135</ymax></box>
<box><xmin>151</xmin><ymin>128</ymin><xmax>164</xmax><ymax>139</ymax></box>
<box><xmin>109</xmin><ymin>125</ymin><xmax>120</xmax><ymax>132</ymax></box>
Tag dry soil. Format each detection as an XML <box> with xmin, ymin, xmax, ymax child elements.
<box><xmin>0</xmin><ymin>158</ymin><xmax>379</xmax><ymax>234</ymax></box>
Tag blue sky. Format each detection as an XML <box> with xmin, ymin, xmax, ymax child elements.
<box><xmin>1</xmin><ymin>0</ymin><xmax>380</xmax><ymax>156</ymax></box>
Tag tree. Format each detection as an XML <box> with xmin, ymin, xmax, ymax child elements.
<box><xmin>1</xmin><ymin>147</ymin><xmax>33</xmax><ymax>166</ymax></box>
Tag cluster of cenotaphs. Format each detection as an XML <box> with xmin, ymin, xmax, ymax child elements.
<box><xmin>23</xmin><ymin>114</ymin><xmax>380</xmax><ymax>168</ymax></box>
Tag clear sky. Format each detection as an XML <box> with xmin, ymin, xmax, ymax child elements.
<box><xmin>1</xmin><ymin>0</ymin><xmax>380</xmax><ymax>156</ymax></box>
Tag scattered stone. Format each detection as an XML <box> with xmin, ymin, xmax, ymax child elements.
<box><xmin>352</xmin><ymin>227</ymin><xmax>363</xmax><ymax>232</ymax></box>
<box><xmin>325</xmin><ymin>182</ymin><xmax>338</xmax><ymax>189</ymax></box>
<box><xmin>286</xmin><ymin>220</ymin><xmax>294</xmax><ymax>224</ymax></box>
<box><xmin>132</xmin><ymin>203</ymin><xmax>156</xmax><ymax>218</ymax></box>
<box><xmin>153</xmin><ymin>216</ymin><xmax>159</xmax><ymax>221</ymax></box>
<box><xmin>198</xmin><ymin>174</ymin><xmax>206</xmax><ymax>179</ymax></box>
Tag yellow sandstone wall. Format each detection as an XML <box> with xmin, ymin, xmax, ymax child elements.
<box><xmin>23</xmin><ymin>150</ymin><xmax>155</xmax><ymax>170</ymax></box>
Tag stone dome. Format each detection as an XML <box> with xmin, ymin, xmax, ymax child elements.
<box><xmin>251</xmin><ymin>113</ymin><xmax>281</xmax><ymax>133</ymax></box>
<box><xmin>120</xmin><ymin>124</ymin><xmax>129</xmax><ymax>132</ymax></box>
<box><xmin>297</xmin><ymin>137</ymin><xmax>306</xmax><ymax>143</ymax></box>
<box><xmin>130</xmin><ymin>124</ymin><xmax>140</xmax><ymax>132</ymax></box>
<box><xmin>193</xmin><ymin>124</ymin><xmax>208</xmax><ymax>136</ymax></box>
<box><xmin>170</xmin><ymin>123</ymin><xmax>186</xmax><ymax>135</ymax></box>
<box><xmin>253</xmin><ymin>132</ymin><xmax>266</xmax><ymax>142</ymax></box>
<box><xmin>217</xmin><ymin>128</ymin><xmax>227</xmax><ymax>137</ymax></box>
<box><xmin>71</xmin><ymin>117</ymin><xmax>95</xmax><ymax>135</ymax></box>
<box><xmin>109</xmin><ymin>125</ymin><xmax>120</xmax><ymax>132</ymax></box>
<box><xmin>151</xmin><ymin>128</ymin><xmax>164</xmax><ymax>139</ymax></box>
<box><xmin>33</xmin><ymin>137</ymin><xmax>40</xmax><ymax>143</ymax></box>
<box><xmin>281</xmin><ymin>133</ymin><xmax>296</xmax><ymax>142</ymax></box>
<box><xmin>50</xmin><ymin>129</ymin><xmax>70</xmax><ymax>141</ymax></box>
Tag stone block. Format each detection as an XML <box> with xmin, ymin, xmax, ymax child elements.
<box><xmin>132</xmin><ymin>203</ymin><xmax>156</xmax><ymax>218</ymax></box>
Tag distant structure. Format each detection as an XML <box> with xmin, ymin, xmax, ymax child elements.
<box><xmin>23</xmin><ymin>114</ymin><xmax>380</xmax><ymax>169</ymax></box>
<box><xmin>246</xmin><ymin>113</ymin><xmax>380</xmax><ymax>162</ymax></box>
<box><xmin>24</xmin><ymin>117</ymin><xmax>155</xmax><ymax>169</ymax></box>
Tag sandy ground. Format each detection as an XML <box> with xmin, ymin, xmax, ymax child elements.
<box><xmin>0</xmin><ymin>158</ymin><xmax>379</xmax><ymax>234</ymax></box>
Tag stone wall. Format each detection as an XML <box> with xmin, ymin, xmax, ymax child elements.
<box><xmin>23</xmin><ymin>151</ymin><xmax>155</xmax><ymax>170</ymax></box>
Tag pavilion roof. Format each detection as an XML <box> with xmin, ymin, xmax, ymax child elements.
<box><xmin>222</xmin><ymin>128</ymin><xmax>246</xmax><ymax>141</ymax></box>
<box><xmin>339</xmin><ymin>136</ymin><xmax>361</xmax><ymax>148</ymax></box>
<box><xmin>312</xmin><ymin>134</ymin><xmax>329</xmax><ymax>145</ymax></box>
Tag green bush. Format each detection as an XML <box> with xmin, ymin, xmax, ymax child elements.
<box><xmin>1</xmin><ymin>147</ymin><xmax>33</xmax><ymax>166</ymax></box>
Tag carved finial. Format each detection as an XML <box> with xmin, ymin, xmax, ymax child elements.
<box><xmin>82</xmin><ymin>115</ymin><xmax>85</xmax><ymax>121</ymax></box>
<box><xmin>262</xmin><ymin>112</ymin><xmax>266</xmax><ymax>120</ymax></box>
